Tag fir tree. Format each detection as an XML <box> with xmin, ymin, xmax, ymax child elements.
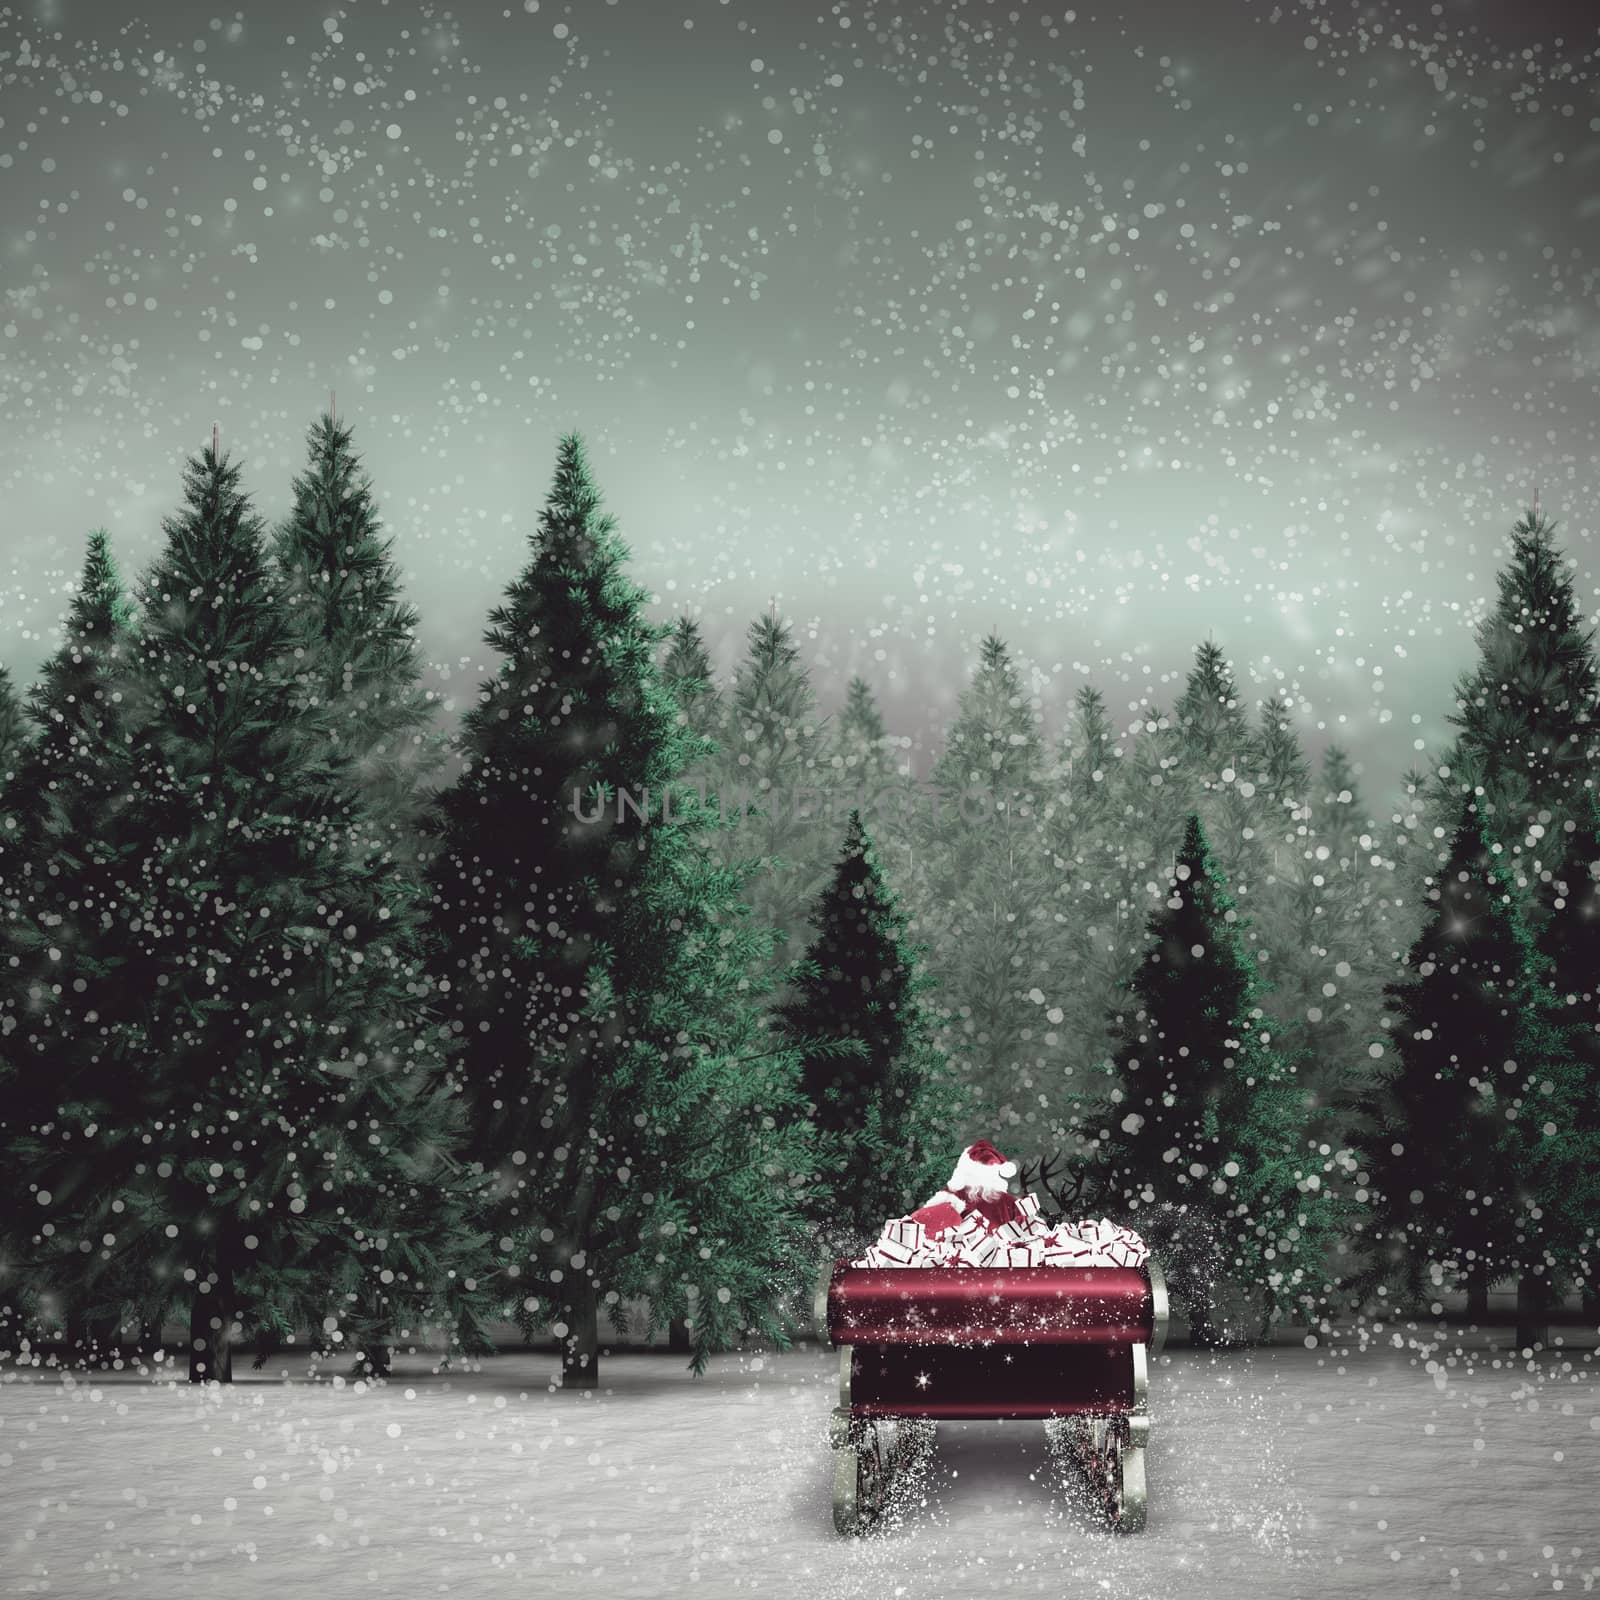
<box><xmin>775</xmin><ymin>811</ymin><xmax>962</xmax><ymax>1244</ymax></box>
<box><xmin>0</xmin><ymin>531</ymin><xmax>138</xmax><ymax>1362</ymax></box>
<box><xmin>1253</xmin><ymin>691</ymin><xmax>1312</xmax><ymax>811</ymax></box>
<box><xmin>1356</xmin><ymin>797</ymin><xmax>1579</xmax><ymax>1320</ymax></box>
<box><xmin>712</xmin><ymin>611</ymin><xmax>835</xmax><ymax>970</ymax></box>
<box><xmin>931</xmin><ymin>633</ymin><xmax>1042</xmax><ymax>794</ymax></box>
<box><xmin>272</xmin><ymin>410</ymin><xmax>444</xmax><ymax>847</ymax></box>
<box><xmin>1531</xmin><ymin>787</ymin><xmax>1600</xmax><ymax>1311</ymax></box>
<box><xmin>1173</xmin><ymin>640</ymin><xmax>1273</xmax><ymax>919</ymax></box>
<box><xmin>1040</xmin><ymin>685</ymin><xmax>1128</xmax><ymax>1113</ymax></box>
<box><xmin>1093</xmin><ymin>812</ymin><xmax>1335</xmax><ymax>1338</ymax></box>
<box><xmin>836</xmin><ymin>675</ymin><xmax>893</xmax><ymax>789</ymax></box>
<box><xmin>1385</xmin><ymin>759</ymin><xmax>1460</xmax><ymax>950</ymax></box>
<box><xmin>5</xmin><ymin>445</ymin><xmax>489</xmax><ymax>1384</ymax></box>
<box><xmin>1174</xmin><ymin>639</ymin><xmax>1254</xmax><ymax>773</ymax></box>
<box><xmin>1062</xmin><ymin>684</ymin><xmax>1119</xmax><ymax>834</ymax></box>
<box><xmin>660</xmin><ymin>615</ymin><xmax>723</xmax><ymax>747</ymax></box>
<box><xmin>1105</xmin><ymin>646</ymin><xmax>1276</xmax><ymax>991</ymax></box>
<box><xmin>271</xmin><ymin>409</ymin><xmax>464</xmax><ymax>1375</ymax></box>
<box><xmin>1096</xmin><ymin>812</ymin><xmax>1260</xmax><ymax>1205</ymax></box>
<box><xmin>914</xmin><ymin>635</ymin><xmax>1057</xmax><ymax>1133</ymax></box>
<box><xmin>1244</xmin><ymin>694</ymin><xmax>1351</xmax><ymax>1138</ymax></box>
<box><xmin>0</xmin><ymin>666</ymin><xmax>28</xmax><ymax>791</ymax></box>
<box><xmin>1114</xmin><ymin>704</ymin><xmax>1195</xmax><ymax>896</ymax></box>
<box><xmin>425</xmin><ymin>434</ymin><xmax>819</xmax><ymax>1384</ymax></box>
<box><xmin>1318</xmin><ymin>746</ymin><xmax>1366</xmax><ymax>861</ymax></box>
<box><xmin>1448</xmin><ymin>509</ymin><xmax>1599</xmax><ymax>881</ymax></box>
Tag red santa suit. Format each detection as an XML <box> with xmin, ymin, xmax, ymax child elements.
<box><xmin>907</xmin><ymin>1138</ymin><xmax>1026</xmax><ymax>1239</ymax></box>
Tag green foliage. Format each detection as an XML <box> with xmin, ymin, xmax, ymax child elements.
<box><xmin>776</xmin><ymin>810</ymin><xmax>963</xmax><ymax>1244</ymax></box>
<box><xmin>837</xmin><ymin>675</ymin><xmax>893</xmax><ymax>787</ymax></box>
<box><xmin>0</xmin><ymin>665</ymin><xmax>30</xmax><ymax>791</ymax></box>
<box><xmin>426</xmin><ymin>434</ymin><xmax>819</xmax><ymax>1378</ymax></box>
<box><xmin>1242</xmin><ymin>697</ymin><xmax>1371</xmax><ymax>1143</ymax></box>
<box><xmin>1448</xmin><ymin>510</ymin><xmax>1599</xmax><ymax>869</ymax></box>
<box><xmin>710</xmin><ymin>612</ymin><xmax>835</xmax><ymax>971</ymax></box>
<box><xmin>0</xmin><ymin>531</ymin><xmax>141</xmax><ymax>1329</ymax></box>
<box><xmin>1356</xmin><ymin>797</ymin><xmax>1588</xmax><ymax>1302</ymax></box>
<box><xmin>1318</xmin><ymin>746</ymin><xmax>1365</xmax><ymax>856</ymax></box>
<box><xmin>660</xmin><ymin>614</ymin><xmax>724</xmax><ymax>747</ymax></box>
<box><xmin>269</xmin><ymin>410</ymin><xmax>472</xmax><ymax>1367</ymax></box>
<box><xmin>931</xmin><ymin>633</ymin><xmax>1042</xmax><ymax>793</ymax></box>
<box><xmin>1092</xmin><ymin>812</ymin><xmax>1339</xmax><ymax>1330</ymax></box>
<box><xmin>3</xmin><ymin>450</ymin><xmax>490</xmax><ymax>1374</ymax></box>
<box><xmin>1037</xmin><ymin>686</ymin><xmax>1131</xmax><ymax>1132</ymax></box>
<box><xmin>1173</xmin><ymin>643</ymin><xmax>1274</xmax><ymax>919</ymax></box>
<box><xmin>273</xmin><ymin>410</ymin><xmax>445</xmax><ymax>846</ymax></box>
<box><xmin>913</xmin><ymin>634</ymin><xmax>1054</xmax><ymax>1134</ymax></box>
<box><xmin>1531</xmin><ymin>787</ymin><xmax>1600</xmax><ymax>1287</ymax></box>
<box><xmin>1253</xmin><ymin>691</ymin><xmax>1312</xmax><ymax>807</ymax></box>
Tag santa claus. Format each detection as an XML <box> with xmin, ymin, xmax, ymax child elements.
<box><xmin>906</xmin><ymin>1139</ymin><xmax>1027</xmax><ymax>1237</ymax></box>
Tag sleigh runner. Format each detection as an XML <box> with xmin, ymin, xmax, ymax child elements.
<box><xmin>818</xmin><ymin>1253</ymin><xmax>1168</xmax><ymax>1535</ymax></box>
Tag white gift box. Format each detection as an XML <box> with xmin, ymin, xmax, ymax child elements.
<box><xmin>855</xmin><ymin>1205</ymin><xmax>1150</xmax><ymax>1270</ymax></box>
<box><xmin>968</xmin><ymin>1234</ymin><xmax>1006</xmax><ymax>1268</ymax></box>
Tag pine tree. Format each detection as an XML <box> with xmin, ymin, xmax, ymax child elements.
<box><xmin>931</xmin><ymin>634</ymin><xmax>1042</xmax><ymax>795</ymax></box>
<box><xmin>1175</xmin><ymin>640</ymin><xmax>1254</xmax><ymax>770</ymax></box>
<box><xmin>0</xmin><ymin>666</ymin><xmax>28</xmax><ymax>790</ymax></box>
<box><xmin>712</xmin><ymin>612</ymin><xmax>835</xmax><ymax>970</ymax></box>
<box><xmin>425</xmin><ymin>434</ymin><xmax>819</xmax><ymax>1385</ymax></box>
<box><xmin>1092</xmin><ymin>813</ymin><xmax>1335</xmax><ymax>1338</ymax></box>
<box><xmin>1356</xmin><ymin>796</ymin><xmax>1576</xmax><ymax>1320</ymax></box>
<box><xmin>1040</xmin><ymin>685</ymin><xmax>1128</xmax><ymax>1115</ymax></box>
<box><xmin>271</xmin><ymin>412</ymin><xmax>476</xmax><ymax>1373</ymax></box>
<box><xmin>1112</xmin><ymin>704</ymin><xmax>1195</xmax><ymax>914</ymax></box>
<box><xmin>1318</xmin><ymin>746</ymin><xmax>1366</xmax><ymax>861</ymax></box>
<box><xmin>660</xmin><ymin>615</ymin><xmax>723</xmax><ymax>747</ymax></box>
<box><xmin>5</xmin><ymin>445</ymin><xmax>489</xmax><ymax>1384</ymax></box>
<box><xmin>1172</xmin><ymin>641</ymin><xmax>1273</xmax><ymax>922</ymax></box>
<box><xmin>0</xmin><ymin>531</ymin><xmax>138</xmax><ymax>1363</ymax></box>
<box><xmin>1253</xmin><ymin>691</ymin><xmax>1312</xmax><ymax>810</ymax></box>
<box><xmin>1531</xmin><ymin>787</ymin><xmax>1600</xmax><ymax>1313</ymax></box>
<box><xmin>836</xmin><ymin>675</ymin><xmax>893</xmax><ymax>789</ymax></box>
<box><xmin>1448</xmin><ymin>510</ymin><xmax>1599</xmax><ymax>886</ymax></box>
<box><xmin>1063</xmin><ymin>684</ymin><xmax>1119</xmax><ymax>834</ymax></box>
<box><xmin>1095</xmin><ymin>812</ymin><xmax>1260</xmax><ymax>1206</ymax></box>
<box><xmin>272</xmin><ymin>410</ymin><xmax>444</xmax><ymax>849</ymax></box>
<box><xmin>1105</xmin><ymin>646</ymin><xmax>1276</xmax><ymax>991</ymax></box>
<box><xmin>775</xmin><ymin>810</ymin><xmax>962</xmax><ymax>1245</ymax></box>
<box><xmin>1245</xmin><ymin>694</ymin><xmax>1347</xmax><ymax>1136</ymax></box>
<box><xmin>1384</xmin><ymin>759</ymin><xmax>1460</xmax><ymax>956</ymax></box>
<box><xmin>914</xmin><ymin>635</ymin><xmax>1058</xmax><ymax>1134</ymax></box>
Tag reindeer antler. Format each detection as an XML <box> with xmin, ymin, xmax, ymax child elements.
<box><xmin>1019</xmin><ymin>1149</ymin><xmax>1092</xmax><ymax>1219</ymax></box>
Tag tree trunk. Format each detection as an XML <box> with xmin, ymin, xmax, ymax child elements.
<box><xmin>188</xmin><ymin>1259</ymin><xmax>235</xmax><ymax>1384</ymax></box>
<box><xmin>560</xmin><ymin>1273</ymin><xmax>598</xmax><ymax>1389</ymax></box>
<box><xmin>64</xmin><ymin>1305</ymin><xmax>86</xmax><ymax>1368</ymax></box>
<box><xmin>1515</xmin><ymin>1273</ymin><xmax>1548</xmax><ymax>1353</ymax></box>
<box><xmin>83</xmin><ymin>1315</ymin><xmax>115</xmax><ymax>1368</ymax></box>
<box><xmin>354</xmin><ymin>1337</ymin><xmax>392</xmax><ymax>1379</ymax></box>
<box><xmin>1582</xmin><ymin>1284</ymin><xmax>1599</xmax><ymax>1325</ymax></box>
<box><xmin>668</xmin><ymin>1318</ymin><xmax>691</xmax><ymax>1355</ymax></box>
<box><xmin>1465</xmin><ymin>1264</ymin><xmax>1490</xmax><ymax>1321</ymax></box>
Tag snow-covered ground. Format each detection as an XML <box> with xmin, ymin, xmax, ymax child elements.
<box><xmin>3</xmin><ymin>1330</ymin><xmax>1596</xmax><ymax>1599</ymax></box>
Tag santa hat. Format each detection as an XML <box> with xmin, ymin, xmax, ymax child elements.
<box><xmin>947</xmin><ymin>1139</ymin><xmax>1017</xmax><ymax>1194</ymax></box>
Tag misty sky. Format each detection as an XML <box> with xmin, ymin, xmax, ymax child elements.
<box><xmin>1</xmin><ymin>0</ymin><xmax>1597</xmax><ymax>806</ymax></box>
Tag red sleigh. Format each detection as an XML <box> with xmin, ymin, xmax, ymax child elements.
<box><xmin>817</xmin><ymin>1255</ymin><xmax>1168</xmax><ymax>1534</ymax></box>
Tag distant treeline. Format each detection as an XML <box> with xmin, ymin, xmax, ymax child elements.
<box><xmin>1</xmin><ymin>415</ymin><xmax>1595</xmax><ymax>1384</ymax></box>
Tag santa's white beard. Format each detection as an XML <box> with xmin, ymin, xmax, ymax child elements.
<box><xmin>945</xmin><ymin>1154</ymin><xmax>1016</xmax><ymax>1197</ymax></box>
